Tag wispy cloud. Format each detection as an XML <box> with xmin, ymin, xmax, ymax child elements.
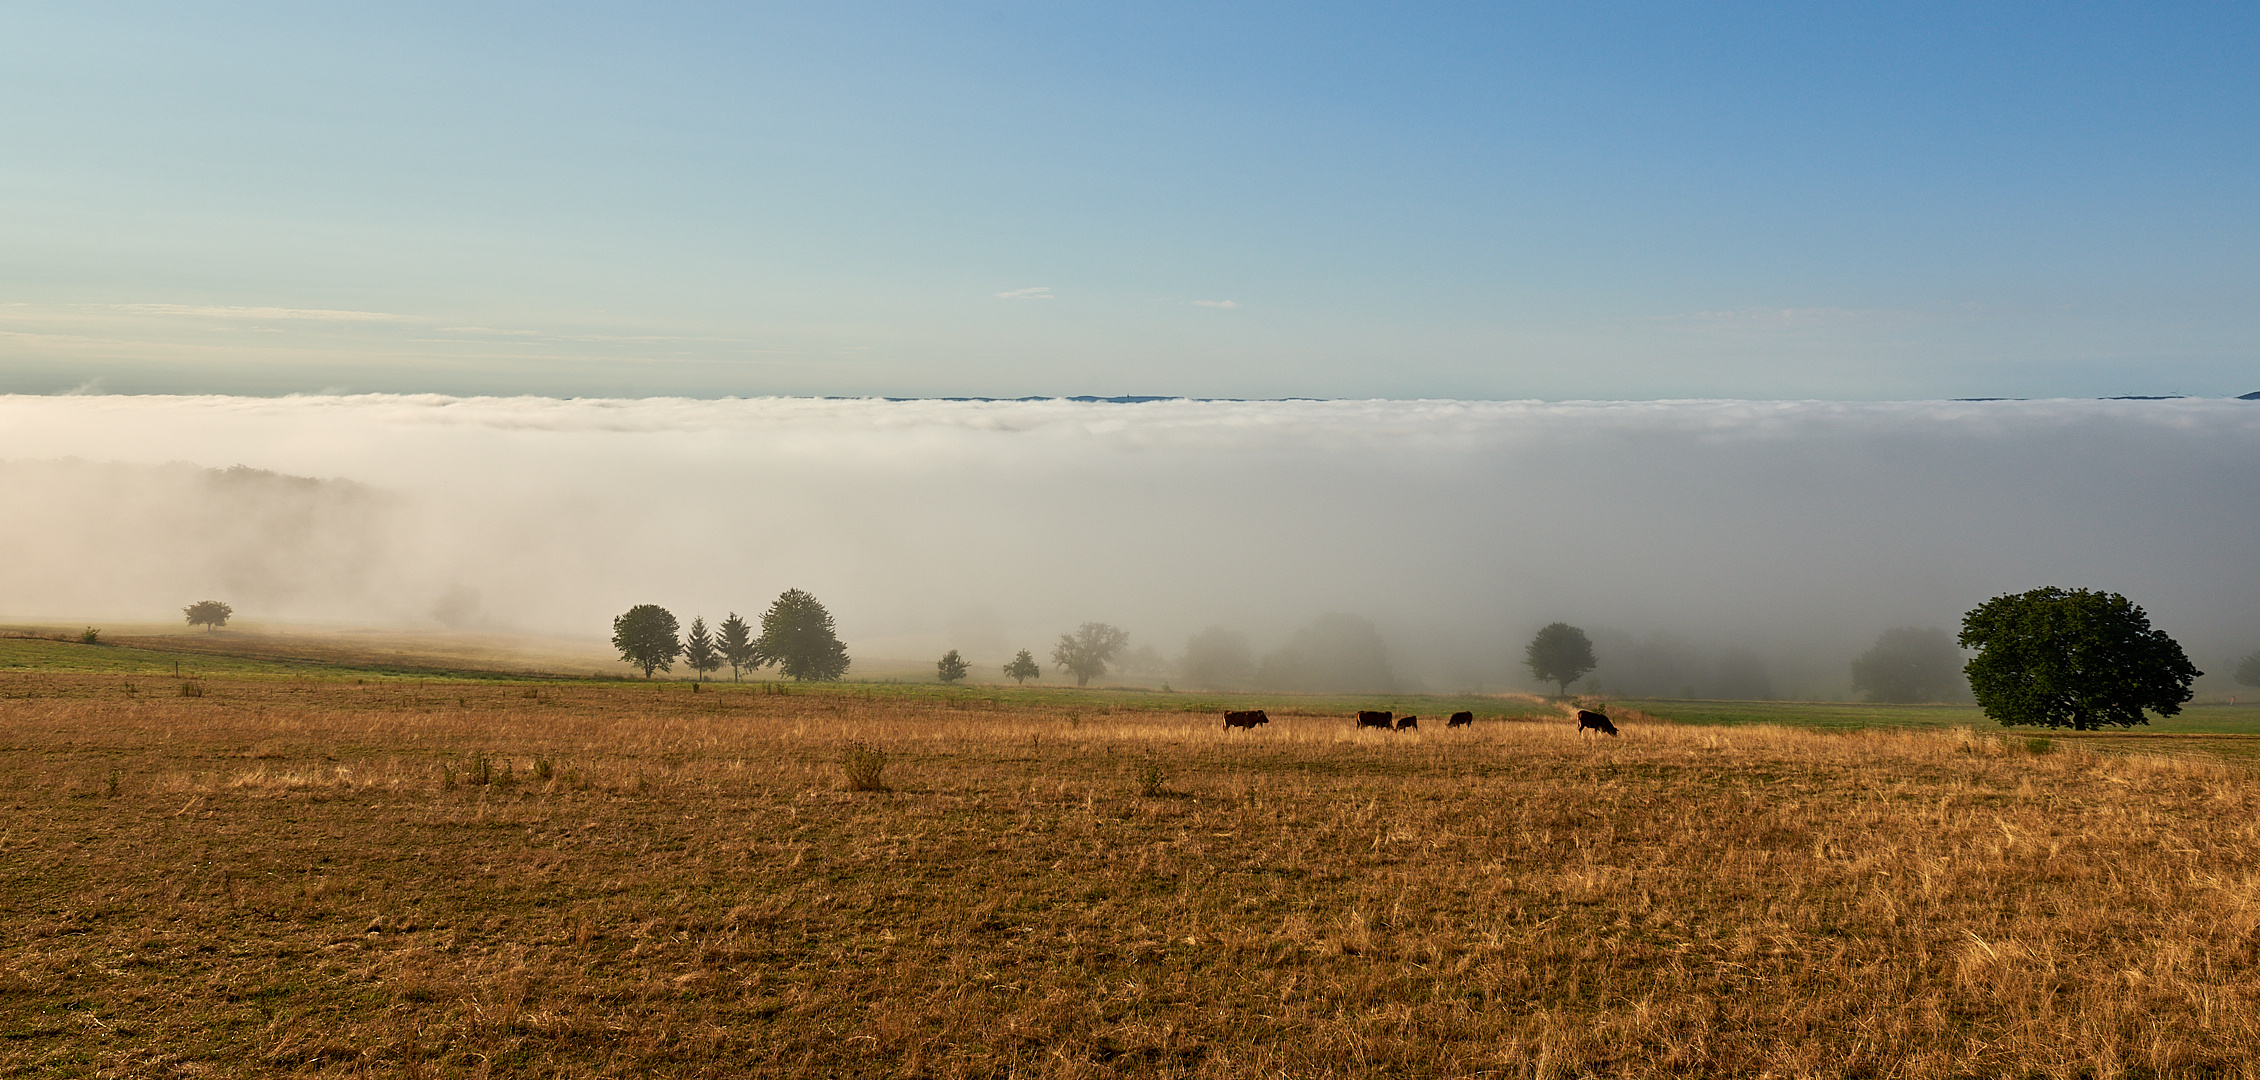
<box><xmin>1193</xmin><ymin>299</ymin><xmax>1240</xmax><ymax>309</ymax></box>
<box><xmin>106</xmin><ymin>303</ymin><xmax>406</xmax><ymax>322</ymax></box>
<box><xmin>996</xmin><ymin>287</ymin><xmax>1053</xmax><ymax>301</ymax></box>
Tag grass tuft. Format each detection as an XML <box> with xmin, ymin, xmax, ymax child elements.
<box><xmin>1135</xmin><ymin>758</ymin><xmax>1167</xmax><ymax>797</ymax></box>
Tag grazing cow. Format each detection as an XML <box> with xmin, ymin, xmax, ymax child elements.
<box><xmin>1223</xmin><ymin>709</ymin><xmax>1270</xmax><ymax>730</ymax></box>
<box><xmin>1447</xmin><ymin>711</ymin><xmax>1474</xmax><ymax>728</ymax></box>
<box><xmin>1395</xmin><ymin>715</ymin><xmax>1418</xmax><ymax>730</ymax></box>
<box><xmin>1357</xmin><ymin>710</ymin><xmax>1394</xmax><ymax>729</ymax></box>
<box><xmin>1576</xmin><ymin>709</ymin><xmax>1619</xmax><ymax>737</ymax></box>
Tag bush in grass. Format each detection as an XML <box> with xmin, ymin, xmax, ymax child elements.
<box><xmin>936</xmin><ymin>649</ymin><xmax>970</xmax><ymax>684</ymax></box>
<box><xmin>841</xmin><ymin>741</ymin><xmax>889</xmax><ymax>792</ymax></box>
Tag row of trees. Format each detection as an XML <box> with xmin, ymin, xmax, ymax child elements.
<box><xmin>611</xmin><ymin>588</ymin><xmax>849</xmax><ymax>682</ymax></box>
<box><xmin>937</xmin><ymin>647</ymin><xmax>1043</xmax><ymax>685</ymax></box>
<box><xmin>932</xmin><ymin>623</ymin><xmax>1136</xmax><ymax>687</ymax></box>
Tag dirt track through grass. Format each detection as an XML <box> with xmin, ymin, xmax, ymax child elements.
<box><xmin>5</xmin><ymin>676</ymin><xmax>2260</xmax><ymax>1077</ymax></box>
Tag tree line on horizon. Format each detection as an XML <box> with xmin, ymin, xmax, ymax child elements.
<box><xmin>931</xmin><ymin>587</ymin><xmax>2226</xmax><ymax>733</ymax></box>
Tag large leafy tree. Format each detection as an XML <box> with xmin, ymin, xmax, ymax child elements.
<box><xmin>1052</xmin><ymin>622</ymin><xmax>1129</xmax><ymax>687</ymax></box>
<box><xmin>716</xmin><ymin>612</ymin><xmax>759</xmax><ymax>681</ymax></box>
<box><xmin>1960</xmin><ymin>587</ymin><xmax>2201</xmax><ymax>730</ymax></box>
<box><xmin>936</xmin><ymin>649</ymin><xmax>970</xmax><ymax>684</ymax></box>
<box><xmin>1850</xmin><ymin>627</ymin><xmax>1965</xmax><ymax>703</ymax></box>
<box><xmin>1525</xmin><ymin>622</ymin><xmax>1596</xmax><ymax>697</ymax></box>
<box><xmin>183</xmin><ymin>600</ymin><xmax>233</xmax><ymax>632</ymax></box>
<box><xmin>611</xmin><ymin>604</ymin><xmax>682</xmax><ymax>678</ymax></box>
<box><xmin>756</xmin><ymin>588</ymin><xmax>851</xmax><ymax>682</ymax></box>
<box><xmin>1003</xmin><ymin>649</ymin><xmax>1041</xmax><ymax>685</ymax></box>
<box><xmin>683</xmin><ymin>616</ymin><xmax>721</xmax><ymax>682</ymax></box>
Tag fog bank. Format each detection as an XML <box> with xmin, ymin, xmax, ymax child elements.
<box><xmin>3</xmin><ymin>394</ymin><xmax>2255</xmax><ymax>696</ymax></box>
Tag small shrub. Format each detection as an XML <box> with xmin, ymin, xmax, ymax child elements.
<box><xmin>533</xmin><ymin>756</ymin><xmax>555</xmax><ymax>781</ymax></box>
<box><xmin>80</xmin><ymin>627</ymin><xmax>101</xmax><ymax>645</ymax></box>
<box><xmin>1135</xmin><ymin>760</ymin><xmax>1167</xmax><ymax>797</ymax></box>
<box><xmin>466</xmin><ymin>751</ymin><xmax>494</xmax><ymax>786</ymax></box>
<box><xmin>179</xmin><ymin>680</ymin><xmax>205</xmax><ymax>698</ymax></box>
<box><xmin>104</xmin><ymin>771</ymin><xmax>119</xmax><ymax>798</ymax></box>
<box><xmin>841</xmin><ymin>741</ymin><xmax>889</xmax><ymax>792</ymax></box>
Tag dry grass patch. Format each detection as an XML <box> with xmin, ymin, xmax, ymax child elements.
<box><xmin>2</xmin><ymin>678</ymin><xmax>2258</xmax><ymax>1077</ymax></box>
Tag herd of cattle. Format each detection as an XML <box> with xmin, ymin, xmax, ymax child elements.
<box><xmin>1220</xmin><ymin>707</ymin><xmax>1621</xmax><ymax>736</ymax></box>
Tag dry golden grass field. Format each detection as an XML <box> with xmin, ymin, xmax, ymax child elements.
<box><xmin>6</xmin><ymin>659</ymin><xmax>2260</xmax><ymax>1077</ymax></box>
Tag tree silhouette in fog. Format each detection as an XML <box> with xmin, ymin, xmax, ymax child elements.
<box><xmin>1052</xmin><ymin>623</ymin><xmax>1129</xmax><ymax>687</ymax></box>
<box><xmin>183</xmin><ymin>600</ymin><xmax>232</xmax><ymax>632</ymax></box>
<box><xmin>756</xmin><ymin>589</ymin><xmax>851</xmax><ymax>682</ymax></box>
<box><xmin>611</xmin><ymin>604</ymin><xmax>682</xmax><ymax>678</ymax></box>
<box><xmin>1525</xmin><ymin>622</ymin><xmax>1596</xmax><ymax>697</ymax></box>
<box><xmin>1259</xmin><ymin>614</ymin><xmax>1393</xmax><ymax>694</ymax></box>
<box><xmin>1003</xmin><ymin>649</ymin><xmax>1041</xmax><ymax>685</ymax></box>
<box><xmin>936</xmin><ymin>649</ymin><xmax>970</xmax><ymax>684</ymax></box>
<box><xmin>1180</xmin><ymin>626</ymin><xmax>1255</xmax><ymax>691</ymax></box>
<box><xmin>2236</xmin><ymin>650</ymin><xmax>2260</xmax><ymax>692</ymax></box>
<box><xmin>717</xmin><ymin>613</ymin><xmax>758</xmax><ymax>681</ymax></box>
<box><xmin>683</xmin><ymin>616</ymin><xmax>721</xmax><ymax>682</ymax></box>
<box><xmin>1850</xmin><ymin>627</ymin><xmax>1965</xmax><ymax>703</ymax></box>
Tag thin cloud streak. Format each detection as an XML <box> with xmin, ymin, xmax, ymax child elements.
<box><xmin>104</xmin><ymin>304</ymin><xmax>407</xmax><ymax>322</ymax></box>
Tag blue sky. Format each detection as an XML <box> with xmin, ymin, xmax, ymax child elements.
<box><xmin>4</xmin><ymin>2</ymin><xmax>2255</xmax><ymax>399</ymax></box>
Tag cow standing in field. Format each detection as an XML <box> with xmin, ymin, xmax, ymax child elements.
<box><xmin>1576</xmin><ymin>709</ymin><xmax>1619</xmax><ymax>737</ymax></box>
<box><xmin>1223</xmin><ymin>709</ymin><xmax>1270</xmax><ymax>730</ymax></box>
<box><xmin>1357</xmin><ymin>710</ymin><xmax>1394</xmax><ymax>730</ymax></box>
<box><xmin>1395</xmin><ymin>715</ymin><xmax>1418</xmax><ymax>731</ymax></box>
<box><xmin>1447</xmin><ymin>711</ymin><xmax>1474</xmax><ymax>728</ymax></box>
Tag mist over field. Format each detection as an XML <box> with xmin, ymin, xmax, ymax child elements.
<box><xmin>2</xmin><ymin>394</ymin><xmax>2255</xmax><ymax>697</ymax></box>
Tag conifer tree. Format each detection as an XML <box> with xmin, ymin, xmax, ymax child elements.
<box><xmin>684</xmin><ymin>616</ymin><xmax>721</xmax><ymax>682</ymax></box>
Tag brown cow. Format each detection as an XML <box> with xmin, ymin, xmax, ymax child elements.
<box><xmin>1356</xmin><ymin>710</ymin><xmax>1394</xmax><ymax>729</ymax></box>
<box><xmin>1395</xmin><ymin>715</ymin><xmax>1418</xmax><ymax>730</ymax></box>
<box><xmin>1446</xmin><ymin>711</ymin><xmax>1474</xmax><ymax>727</ymax></box>
<box><xmin>1223</xmin><ymin>709</ymin><xmax>1269</xmax><ymax>730</ymax></box>
<box><xmin>1576</xmin><ymin>709</ymin><xmax>1619</xmax><ymax>736</ymax></box>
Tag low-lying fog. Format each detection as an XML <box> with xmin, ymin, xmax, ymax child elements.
<box><xmin>3</xmin><ymin>394</ymin><xmax>2255</xmax><ymax>698</ymax></box>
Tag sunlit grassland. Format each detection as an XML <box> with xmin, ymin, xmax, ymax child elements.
<box><xmin>4</xmin><ymin>662</ymin><xmax>2260</xmax><ymax>1078</ymax></box>
<box><xmin>1618</xmin><ymin>697</ymin><xmax>2260</xmax><ymax>763</ymax></box>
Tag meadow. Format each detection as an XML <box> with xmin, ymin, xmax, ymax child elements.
<box><xmin>5</xmin><ymin>636</ymin><xmax>2260</xmax><ymax>1077</ymax></box>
